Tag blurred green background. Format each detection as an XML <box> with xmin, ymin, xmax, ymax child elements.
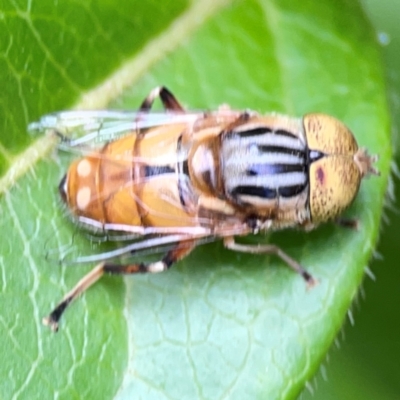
<box><xmin>302</xmin><ymin>1</ymin><xmax>400</xmax><ymax>399</ymax></box>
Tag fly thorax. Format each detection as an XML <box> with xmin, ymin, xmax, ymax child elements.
<box><xmin>221</xmin><ymin>123</ymin><xmax>311</xmax><ymax>221</ymax></box>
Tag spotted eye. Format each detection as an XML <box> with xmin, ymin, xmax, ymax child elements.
<box><xmin>304</xmin><ymin>113</ymin><xmax>378</xmax><ymax>223</ymax></box>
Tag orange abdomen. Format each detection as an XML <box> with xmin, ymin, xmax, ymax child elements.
<box><xmin>61</xmin><ymin>124</ymin><xmax>200</xmax><ymax>229</ymax></box>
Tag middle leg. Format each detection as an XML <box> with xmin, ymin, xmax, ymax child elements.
<box><xmin>223</xmin><ymin>236</ymin><xmax>316</xmax><ymax>286</ymax></box>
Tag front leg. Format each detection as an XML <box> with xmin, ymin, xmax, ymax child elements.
<box><xmin>223</xmin><ymin>237</ymin><xmax>315</xmax><ymax>286</ymax></box>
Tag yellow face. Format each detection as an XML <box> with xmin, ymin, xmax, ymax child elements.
<box><xmin>304</xmin><ymin>113</ymin><xmax>377</xmax><ymax>223</ymax></box>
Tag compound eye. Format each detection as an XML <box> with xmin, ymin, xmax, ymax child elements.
<box><xmin>309</xmin><ymin>156</ymin><xmax>361</xmax><ymax>222</ymax></box>
<box><xmin>303</xmin><ymin>113</ymin><xmax>358</xmax><ymax>155</ymax></box>
<box><xmin>58</xmin><ymin>174</ymin><xmax>68</xmax><ymax>204</ymax></box>
<box><xmin>303</xmin><ymin>113</ymin><xmax>368</xmax><ymax>223</ymax></box>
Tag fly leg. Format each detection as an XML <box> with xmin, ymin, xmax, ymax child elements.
<box><xmin>335</xmin><ymin>218</ymin><xmax>359</xmax><ymax>230</ymax></box>
<box><xmin>139</xmin><ymin>86</ymin><xmax>185</xmax><ymax>111</ymax></box>
<box><xmin>223</xmin><ymin>237</ymin><xmax>316</xmax><ymax>286</ymax></box>
<box><xmin>43</xmin><ymin>240</ymin><xmax>196</xmax><ymax>332</ymax></box>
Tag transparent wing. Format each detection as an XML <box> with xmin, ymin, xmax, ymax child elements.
<box><xmin>47</xmin><ymin>233</ymin><xmax>202</xmax><ymax>265</ymax></box>
<box><xmin>28</xmin><ymin>110</ymin><xmax>203</xmax><ymax>147</ymax></box>
<box><xmin>47</xmin><ymin>227</ymin><xmax>246</xmax><ymax>266</ymax></box>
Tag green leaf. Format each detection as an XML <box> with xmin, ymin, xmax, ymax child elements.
<box><xmin>0</xmin><ymin>0</ymin><xmax>390</xmax><ymax>399</ymax></box>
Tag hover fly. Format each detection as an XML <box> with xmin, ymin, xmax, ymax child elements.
<box><xmin>29</xmin><ymin>87</ymin><xmax>379</xmax><ymax>331</ymax></box>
